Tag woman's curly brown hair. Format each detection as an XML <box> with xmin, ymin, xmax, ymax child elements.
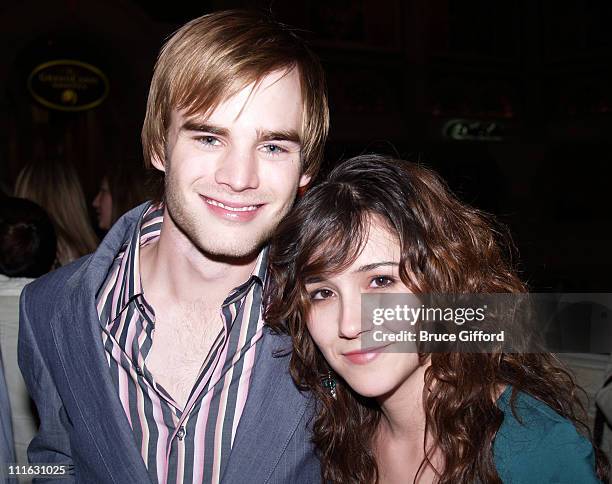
<box><xmin>265</xmin><ymin>154</ymin><xmax>608</xmax><ymax>483</ymax></box>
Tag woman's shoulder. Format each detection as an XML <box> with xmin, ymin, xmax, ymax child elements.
<box><xmin>493</xmin><ymin>386</ymin><xmax>600</xmax><ymax>483</ymax></box>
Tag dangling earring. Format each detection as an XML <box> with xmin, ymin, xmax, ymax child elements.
<box><xmin>321</xmin><ymin>369</ymin><xmax>337</xmax><ymax>399</ymax></box>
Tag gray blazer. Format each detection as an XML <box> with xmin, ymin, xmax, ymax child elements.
<box><xmin>18</xmin><ymin>203</ymin><xmax>321</xmax><ymax>483</ymax></box>
<box><xmin>0</xmin><ymin>352</ymin><xmax>15</xmax><ymax>472</ymax></box>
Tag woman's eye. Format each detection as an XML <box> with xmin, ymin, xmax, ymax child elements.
<box><xmin>370</xmin><ymin>276</ymin><xmax>394</xmax><ymax>288</ymax></box>
<box><xmin>310</xmin><ymin>288</ymin><xmax>335</xmax><ymax>300</ymax></box>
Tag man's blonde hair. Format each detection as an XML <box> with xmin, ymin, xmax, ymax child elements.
<box><xmin>142</xmin><ymin>10</ymin><xmax>329</xmax><ymax>188</ymax></box>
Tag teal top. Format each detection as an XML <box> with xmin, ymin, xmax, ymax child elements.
<box><xmin>494</xmin><ymin>386</ymin><xmax>600</xmax><ymax>483</ymax></box>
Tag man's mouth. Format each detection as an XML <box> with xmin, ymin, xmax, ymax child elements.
<box><xmin>204</xmin><ymin>197</ymin><xmax>260</xmax><ymax>212</ymax></box>
<box><xmin>201</xmin><ymin>195</ymin><xmax>264</xmax><ymax>222</ymax></box>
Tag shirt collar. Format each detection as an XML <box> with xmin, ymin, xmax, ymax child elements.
<box><xmin>222</xmin><ymin>246</ymin><xmax>268</xmax><ymax>307</ymax></box>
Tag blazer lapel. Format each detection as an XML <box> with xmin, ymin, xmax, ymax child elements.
<box><xmin>221</xmin><ymin>329</ymin><xmax>311</xmax><ymax>484</ymax></box>
<box><xmin>50</xmin><ymin>205</ymin><xmax>151</xmax><ymax>483</ymax></box>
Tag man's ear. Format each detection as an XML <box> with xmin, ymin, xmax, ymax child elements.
<box><xmin>151</xmin><ymin>153</ymin><xmax>166</xmax><ymax>173</ymax></box>
<box><xmin>297</xmin><ymin>173</ymin><xmax>311</xmax><ymax>197</ymax></box>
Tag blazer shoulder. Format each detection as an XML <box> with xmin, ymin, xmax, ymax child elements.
<box><xmin>21</xmin><ymin>256</ymin><xmax>91</xmax><ymax>316</ymax></box>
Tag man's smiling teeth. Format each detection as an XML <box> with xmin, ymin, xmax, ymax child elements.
<box><xmin>205</xmin><ymin>198</ymin><xmax>259</xmax><ymax>212</ymax></box>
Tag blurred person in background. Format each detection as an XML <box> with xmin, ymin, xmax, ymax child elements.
<box><xmin>0</xmin><ymin>197</ymin><xmax>57</xmax><ymax>279</ymax></box>
<box><xmin>15</xmin><ymin>160</ymin><xmax>98</xmax><ymax>266</ymax></box>
<box><xmin>0</xmin><ymin>181</ymin><xmax>11</xmax><ymax>197</ymax></box>
<box><xmin>92</xmin><ymin>159</ymin><xmax>150</xmax><ymax>231</ymax></box>
<box><xmin>0</xmin><ymin>197</ymin><xmax>57</xmax><ymax>467</ymax></box>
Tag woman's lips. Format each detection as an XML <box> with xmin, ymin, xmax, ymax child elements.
<box><xmin>342</xmin><ymin>345</ymin><xmax>390</xmax><ymax>365</ymax></box>
<box><xmin>201</xmin><ymin>195</ymin><xmax>263</xmax><ymax>222</ymax></box>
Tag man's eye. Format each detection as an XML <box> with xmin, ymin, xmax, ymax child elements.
<box><xmin>370</xmin><ymin>276</ymin><xmax>394</xmax><ymax>288</ymax></box>
<box><xmin>310</xmin><ymin>288</ymin><xmax>335</xmax><ymax>300</ymax></box>
<box><xmin>262</xmin><ymin>144</ymin><xmax>287</xmax><ymax>155</ymax></box>
<box><xmin>198</xmin><ymin>136</ymin><xmax>221</xmax><ymax>146</ymax></box>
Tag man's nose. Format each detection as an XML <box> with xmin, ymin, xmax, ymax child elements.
<box><xmin>214</xmin><ymin>146</ymin><xmax>260</xmax><ymax>192</ymax></box>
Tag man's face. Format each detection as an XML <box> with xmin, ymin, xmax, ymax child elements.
<box><xmin>153</xmin><ymin>68</ymin><xmax>309</xmax><ymax>258</ymax></box>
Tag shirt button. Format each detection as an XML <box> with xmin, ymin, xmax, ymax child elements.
<box><xmin>177</xmin><ymin>426</ymin><xmax>185</xmax><ymax>440</ymax></box>
<box><xmin>135</xmin><ymin>366</ymin><xmax>142</xmax><ymax>376</ymax></box>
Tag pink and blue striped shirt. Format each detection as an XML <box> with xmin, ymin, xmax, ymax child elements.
<box><xmin>96</xmin><ymin>203</ymin><xmax>266</xmax><ymax>483</ymax></box>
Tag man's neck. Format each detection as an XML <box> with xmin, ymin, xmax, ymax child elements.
<box><xmin>140</xmin><ymin>208</ymin><xmax>260</xmax><ymax>308</ymax></box>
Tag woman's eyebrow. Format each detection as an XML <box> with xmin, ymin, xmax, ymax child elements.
<box><xmin>304</xmin><ymin>275</ymin><xmax>325</xmax><ymax>284</ymax></box>
<box><xmin>304</xmin><ymin>262</ymin><xmax>399</xmax><ymax>283</ymax></box>
<box><xmin>354</xmin><ymin>262</ymin><xmax>399</xmax><ymax>273</ymax></box>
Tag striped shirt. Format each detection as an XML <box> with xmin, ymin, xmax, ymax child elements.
<box><xmin>96</xmin><ymin>203</ymin><xmax>266</xmax><ymax>483</ymax></box>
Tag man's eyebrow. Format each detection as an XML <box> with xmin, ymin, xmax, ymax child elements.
<box><xmin>257</xmin><ymin>129</ymin><xmax>301</xmax><ymax>144</ymax></box>
<box><xmin>181</xmin><ymin>121</ymin><xmax>229</xmax><ymax>137</ymax></box>
<box><xmin>353</xmin><ymin>262</ymin><xmax>399</xmax><ymax>273</ymax></box>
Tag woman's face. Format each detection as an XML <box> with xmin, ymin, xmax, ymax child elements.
<box><xmin>93</xmin><ymin>177</ymin><xmax>112</xmax><ymax>230</ymax></box>
<box><xmin>304</xmin><ymin>217</ymin><xmax>421</xmax><ymax>398</ymax></box>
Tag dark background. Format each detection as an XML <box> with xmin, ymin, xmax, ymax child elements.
<box><xmin>1</xmin><ymin>0</ymin><xmax>611</xmax><ymax>291</ymax></box>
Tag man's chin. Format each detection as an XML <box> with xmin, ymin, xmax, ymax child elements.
<box><xmin>194</xmin><ymin>237</ymin><xmax>266</xmax><ymax>262</ymax></box>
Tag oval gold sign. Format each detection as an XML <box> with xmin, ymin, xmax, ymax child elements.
<box><xmin>27</xmin><ymin>60</ymin><xmax>109</xmax><ymax>112</ymax></box>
